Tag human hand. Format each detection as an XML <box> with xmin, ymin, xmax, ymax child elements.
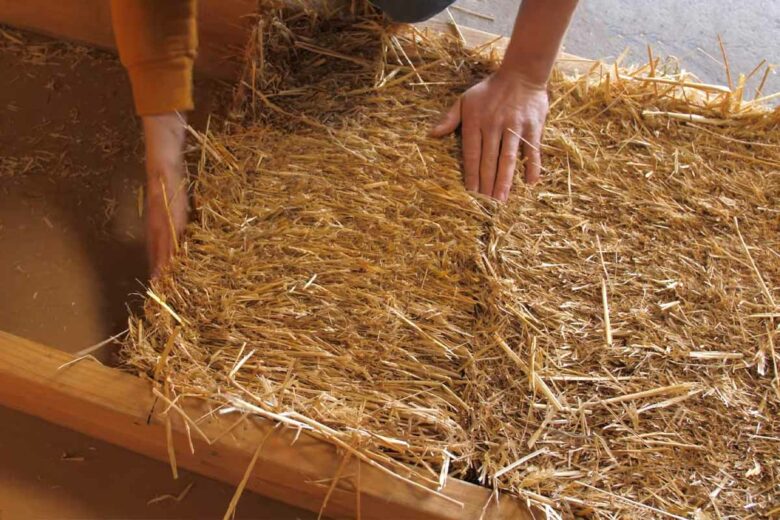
<box><xmin>142</xmin><ymin>113</ymin><xmax>189</xmax><ymax>279</ymax></box>
<box><xmin>430</xmin><ymin>69</ymin><xmax>549</xmax><ymax>201</ymax></box>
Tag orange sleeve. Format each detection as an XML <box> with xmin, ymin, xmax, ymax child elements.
<box><xmin>110</xmin><ymin>0</ymin><xmax>198</xmax><ymax>116</ymax></box>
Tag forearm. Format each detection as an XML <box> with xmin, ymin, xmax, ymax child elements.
<box><xmin>500</xmin><ymin>0</ymin><xmax>579</xmax><ymax>86</ymax></box>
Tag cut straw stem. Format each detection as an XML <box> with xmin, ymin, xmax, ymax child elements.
<box><xmin>618</xmin><ymin>73</ymin><xmax>731</xmax><ymax>94</ymax></box>
<box><xmin>446</xmin><ymin>8</ymin><xmax>466</xmax><ymax>45</ymax></box>
<box><xmin>575</xmin><ymin>481</ymin><xmax>688</xmax><ymax>520</ymax></box>
<box><xmin>601</xmin><ymin>277</ymin><xmax>613</xmax><ymax>347</ymax></box>
<box><xmin>585</xmin><ymin>383</ymin><xmax>698</xmax><ymax>409</ymax></box>
<box><xmin>494</xmin><ymin>334</ymin><xmax>563</xmax><ymax>411</ymax></box>
<box><xmin>642</xmin><ymin>110</ymin><xmax>732</xmax><ymax>125</ymax></box>
<box><xmin>152</xmin><ymin>387</ymin><xmax>212</xmax><ymax>444</ymax></box>
<box><xmin>734</xmin><ymin>217</ymin><xmax>776</xmax><ymax>307</ymax></box>
<box><xmin>223</xmin><ymin>428</ymin><xmax>275</xmax><ymax>520</ymax></box>
<box><xmin>146</xmin><ymin>290</ymin><xmax>189</xmax><ymax>326</ymax></box>
<box><xmin>74</xmin><ymin>328</ymin><xmax>128</xmax><ymax>357</ymax></box>
<box><xmin>493</xmin><ymin>448</ymin><xmax>548</xmax><ymax>479</ymax></box>
<box><xmin>318</xmin><ymin>452</ymin><xmax>352</xmax><ymax>520</ymax></box>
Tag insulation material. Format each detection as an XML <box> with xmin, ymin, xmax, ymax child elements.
<box><xmin>126</xmin><ymin>6</ymin><xmax>779</xmax><ymax>518</ymax></box>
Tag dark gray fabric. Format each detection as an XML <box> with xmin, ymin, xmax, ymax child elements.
<box><xmin>371</xmin><ymin>0</ymin><xmax>456</xmax><ymax>23</ymax></box>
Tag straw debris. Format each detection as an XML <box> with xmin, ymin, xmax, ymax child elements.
<box><xmin>125</xmin><ymin>4</ymin><xmax>779</xmax><ymax>518</ymax></box>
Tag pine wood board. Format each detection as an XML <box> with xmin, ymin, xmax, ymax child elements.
<box><xmin>0</xmin><ymin>331</ymin><xmax>540</xmax><ymax>519</ymax></box>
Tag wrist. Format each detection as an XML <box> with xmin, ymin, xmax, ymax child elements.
<box><xmin>142</xmin><ymin>112</ymin><xmax>187</xmax><ymax>186</ymax></box>
<box><xmin>494</xmin><ymin>65</ymin><xmax>549</xmax><ymax>91</ymax></box>
<box><xmin>143</xmin><ymin>113</ymin><xmax>186</xmax><ymax>150</ymax></box>
<box><xmin>500</xmin><ymin>0</ymin><xmax>578</xmax><ymax>89</ymax></box>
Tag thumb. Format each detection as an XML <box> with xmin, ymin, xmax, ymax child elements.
<box><xmin>429</xmin><ymin>97</ymin><xmax>462</xmax><ymax>137</ymax></box>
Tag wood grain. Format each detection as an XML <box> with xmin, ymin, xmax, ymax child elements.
<box><xmin>0</xmin><ymin>331</ymin><xmax>539</xmax><ymax>519</ymax></box>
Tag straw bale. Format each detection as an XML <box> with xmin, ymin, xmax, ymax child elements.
<box><xmin>125</xmin><ymin>5</ymin><xmax>779</xmax><ymax>518</ymax></box>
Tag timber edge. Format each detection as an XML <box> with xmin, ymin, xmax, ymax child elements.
<box><xmin>0</xmin><ymin>331</ymin><xmax>542</xmax><ymax>520</ymax></box>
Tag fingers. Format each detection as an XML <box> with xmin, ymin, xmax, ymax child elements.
<box><xmin>429</xmin><ymin>97</ymin><xmax>462</xmax><ymax>137</ymax></box>
<box><xmin>146</xmin><ymin>212</ymin><xmax>170</xmax><ymax>280</ymax></box>
<box><xmin>146</xmin><ymin>176</ymin><xmax>189</xmax><ymax>279</ymax></box>
<box><xmin>493</xmin><ymin>128</ymin><xmax>521</xmax><ymax>202</ymax></box>
<box><xmin>147</xmin><ymin>203</ymin><xmax>182</xmax><ymax>279</ymax></box>
<box><xmin>142</xmin><ymin>112</ymin><xmax>190</xmax><ymax>280</ymax></box>
<box><xmin>150</xmin><ymin>236</ymin><xmax>172</xmax><ymax>280</ymax></box>
<box><xmin>479</xmin><ymin>131</ymin><xmax>501</xmax><ymax>196</ymax></box>
<box><xmin>142</xmin><ymin>112</ymin><xmax>186</xmax><ymax>166</ymax></box>
<box><xmin>522</xmin><ymin>126</ymin><xmax>543</xmax><ymax>184</ymax></box>
<box><xmin>434</xmin><ymin>92</ymin><xmax>545</xmax><ymax>198</ymax></box>
<box><xmin>462</xmin><ymin>122</ymin><xmax>481</xmax><ymax>192</ymax></box>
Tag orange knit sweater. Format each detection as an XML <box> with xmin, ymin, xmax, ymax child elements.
<box><xmin>110</xmin><ymin>0</ymin><xmax>197</xmax><ymax>116</ymax></box>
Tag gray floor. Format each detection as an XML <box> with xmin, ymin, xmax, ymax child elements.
<box><xmin>440</xmin><ymin>0</ymin><xmax>779</xmax><ymax>97</ymax></box>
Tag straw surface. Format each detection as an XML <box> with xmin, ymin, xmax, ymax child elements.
<box><xmin>126</xmin><ymin>5</ymin><xmax>779</xmax><ymax>518</ymax></box>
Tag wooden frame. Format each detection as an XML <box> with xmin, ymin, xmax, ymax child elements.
<box><xmin>0</xmin><ymin>331</ymin><xmax>539</xmax><ymax>520</ymax></box>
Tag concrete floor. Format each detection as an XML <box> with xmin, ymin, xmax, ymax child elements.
<box><xmin>442</xmin><ymin>0</ymin><xmax>779</xmax><ymax>96</ymax></box>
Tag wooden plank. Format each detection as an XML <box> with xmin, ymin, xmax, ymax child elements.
<box><xmin>0</xmin><ymin>331</ymin><xmax>540</xmax><ymax>520</ymax></box>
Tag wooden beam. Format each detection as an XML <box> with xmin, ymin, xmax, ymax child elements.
<box><xmin>0</xmin><ymin>331</ymin><xmax>539</xmax><ymax>520</ymax></box>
